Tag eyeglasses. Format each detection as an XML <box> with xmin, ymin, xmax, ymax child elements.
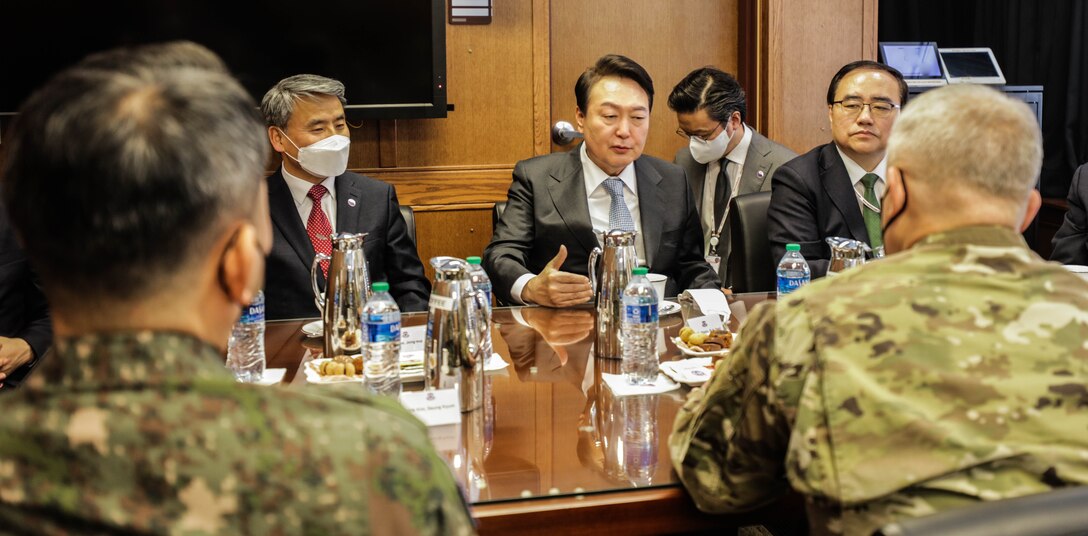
<box><xmin>832</xmin><ymin>99</ymin><xmax>900</xmax><ymax>118</ymax></box>
<box><xmin>676</xmin><ymin>122</ymin><xmax>724</xmax><ymax>142</ymax></box>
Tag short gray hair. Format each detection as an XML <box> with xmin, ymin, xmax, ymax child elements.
<box><xmin>1</xmin><ymin>59</ymin><xmax>268</xmax><ymax>304</ymax></box>
<box><xmin>260</xmin><ymin>74</ymin><xmax>347</xmax><ymax>128</ymax></box>
<box><xmin>887</xmin><ymin>84</ymin><xmax>1042</xmax><ymax>201</ymax></box>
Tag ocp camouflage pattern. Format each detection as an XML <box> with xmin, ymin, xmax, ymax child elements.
<box><xmin>0</xmin><ymin>331</ymin><xmax>476</xmax><ymax>535</ymax></box>
<box><xmin>671</xmin><ymin>226</ymin><xmax>1088</xmax><ymax>535</ymax></box>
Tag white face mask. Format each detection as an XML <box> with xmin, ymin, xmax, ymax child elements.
<box><xmin>278</xmin><ymin>128</ymin><xmax>351</xmax><ymax>178</ymax></box>
<box><xmin>687</xmin><ymin>124</ymin><xmax>734</xmax><ymax>164</ymax></box>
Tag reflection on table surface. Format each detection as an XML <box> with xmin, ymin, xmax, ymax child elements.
<box><xmin>263</xmin><ymin>292</ymin><xmax>775</xmax><ymax>507</ymax></box>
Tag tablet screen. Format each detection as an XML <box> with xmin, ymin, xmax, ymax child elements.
<box><xmin>881</xmin><ymin>43</ymin><xmax>943</xmax><ymax>79</ymax></box>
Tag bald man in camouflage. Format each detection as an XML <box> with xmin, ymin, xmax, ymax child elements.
<box><xmin>0</xmin><ymin>43</ymin><xmax>474</xmax><ymax>534</ymax></box>
<box><xmin>670</xmin><ymin>84</ymin><xmax>1088</xmax><ymax>535</ymax></box>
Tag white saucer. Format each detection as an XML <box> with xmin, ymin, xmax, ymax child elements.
<box><xmin>301</xmin><ymin>320</ymin><xmax>322</xmax><ymax>338</ymax></box>
<box><xmin>660</xmin><ymin>300</ymin><xmax>681</xmax><ymax>315</ymax></box>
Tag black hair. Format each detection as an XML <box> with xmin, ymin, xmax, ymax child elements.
<box><xmin>0</xmin><ymin>48</ymin><xmax>267</xmax><ymax>303</ymax></box>
<box><xmin>575</xmin><ymin>54</ymin><xmax>655</xmax><ymax>112</ymax></box>
<box><xmin>667</xmin><ymin>66</ymin><xmax>746</xmax><ymax>123</ymax></box>
<box><xmin>826</xmin><ymin>60</ymin><xmax>909</xmax><ymax>106</ymax></box>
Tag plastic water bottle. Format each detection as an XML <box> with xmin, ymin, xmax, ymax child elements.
<box><xmin>466</xmin><ymin>256</ymin><xmax>493</xmax><ymax>306</ymax></box>
<box><xmin>777</xmin><ymin>243</ymin><xmax>811</xmax><ymax>296</ymax></box>
<box><xmin>621</xmin><ymin>267</ymin><xmax>659</xmax><ymax>385</ymax></box>
<box><xmin>363</xmin><ymin>282</ymin><xmax>402</xmax><ymax>396</ymax></box>
<box><xmin>227</xmin><ymin>290</ymin><xmax>265</xmax><ymax>383</ymax></box>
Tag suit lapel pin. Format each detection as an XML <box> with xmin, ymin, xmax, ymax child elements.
<box><xmin>347</xmin><ymin>198</ymin><xmax>357</xmax><ymax>208</ymax></box>
<box><xmin>757</xmin><ymin>170</ymin><xmax>765</xmax><ymax>178</ymax></box>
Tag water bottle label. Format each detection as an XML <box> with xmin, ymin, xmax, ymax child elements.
<box><xmin>777</xmin><ymin>276</ymin><xmax>808</xmax><ymax>295</ymax></box>
<box><xmin>240</xmin><ymin>299</ymin><xmax>265</xmax><ymax>324</ymax></box>
<box><xmin>624</xmin><ymin>303</ymin><xmax>658</xmax><ymax>324</ymax></box>
<box><xmin>366</xmin><ymin>319</ymin><xmax>401</xmax><ymax>343</ymax></box>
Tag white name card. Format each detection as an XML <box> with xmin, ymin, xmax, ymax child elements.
<box><xmin>400</xmin><ymin>325</ymin><xmax>426</xmax><ymax>354</ymax></box>
<box><xmin>400</xmin><ymin>388</ymin><xmax>462</xmax><ymax>427</ymax></box>
<box><xmin>686</xmin><ymin>314</ymin><xmax>725</xmax><ymax>332</ymax></box>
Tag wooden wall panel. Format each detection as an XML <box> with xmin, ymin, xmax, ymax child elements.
<box><xmin>548</xmin><ymin>0</ymin><xmax>739</xmax><ymax>163</ymax></box>
<box><xmin>393</xmin><ymin>0</ymin><xmax>537</xmax><ymax>168</ymax></box>
<box><xmin>414</xmin><ymin>207</ymin><xmax>494</xmax><ymax>281</ymax></box>
<box><xmin>763</xmin><ymin>0</ymin><xmax>879</xmax><ymax>155</ymax></box>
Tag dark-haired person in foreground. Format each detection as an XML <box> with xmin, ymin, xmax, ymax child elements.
<box><xmin>767</xmin><ymin>60</ymin><xmax>908</xmax><ymax>277</ymax></box>
<box><xmin>671</xmin><ymin>84</ymin><xmax>1088</xmax><ymax>535</ymax></box>
<box><xmin>668</xmin><ymin>67</ymin><xmax>796</xmax><ymax>284</ymax></box>
<box><xmin>0</xmin><ymin>44</ymin><xmax>474</xmax><ymax>534</ymax></box>
<box><xmin>485</xmin><ymin>54</ymin><xmax>719</xmax><ymax>306</ymax></box>
<box><xmin>261</xmin><ymin>74</ymin><xmax>429</xmax><ymax>319</ymax></box>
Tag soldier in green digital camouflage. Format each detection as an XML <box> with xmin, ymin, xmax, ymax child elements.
<box><xmin>670</xmin><ymin>84</ymin><xmax>1088</xmax><ymax>535</ymax></box>
<box><xmin>0</xmin><ymin>43</ymin><xmax>475</xmax><ymax>535</ymax></box>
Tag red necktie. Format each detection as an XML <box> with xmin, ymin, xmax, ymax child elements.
<box><xmin>306</xmin><ymin>184</ymin><xmax>333</xmax><ymax>278</ymax></box>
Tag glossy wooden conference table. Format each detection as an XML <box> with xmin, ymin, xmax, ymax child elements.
<box><xmin>263</xmin><ymin>292</ymin><xmax>802</xmax><ymax>535</ymax></box>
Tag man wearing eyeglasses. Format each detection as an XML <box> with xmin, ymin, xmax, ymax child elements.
<box><xmin>668</xmin><ymin>67</ymin><xmax>796</xmax><ymax>285</ymax></box>
<box><xmin>767</xmin><ymin>60</ymin><xmax>908</xmax><ymax>277</ymax></box>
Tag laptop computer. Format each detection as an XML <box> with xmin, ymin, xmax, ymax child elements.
<box><xmin>879</xmin><ymin>41</ymin><xmax>947</xmax><ymax>88</ymax></box>
<box><xmin>938</xmin><ymin>47</ymin><xmax>1007</xmax><ymax>85</ymax></box>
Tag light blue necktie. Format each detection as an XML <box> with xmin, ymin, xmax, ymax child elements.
<box><xmin>602</xmin><ymin>178</ymin><xmax>637</xmax><ymax>232</ymax></box>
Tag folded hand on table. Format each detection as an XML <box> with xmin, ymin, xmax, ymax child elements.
<box><xmin>0</xmin><ymin>336</ymin><xmax>34</xmax><ymax>387</ymax></box>
<box><xmin>521</xmin><ymin>245</ymin><xmax>593</xmax><ymax>308</ymax></box>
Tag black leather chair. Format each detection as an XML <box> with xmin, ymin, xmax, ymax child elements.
<box><xmin>875</xmin><ymin>486</ymin><xmax>1088</xmax><ymax>536</ymax></box>
<box><xmin>727</xmin><ymin>191</ymin><xmax>775</xmax><ymax>293</ymax></box>
<box><xmin>492</xmin><ymin>201</ymin><xmax>507</xmax><ymax>230</ymax></box>
<box><xmin>398</xmin><ymin>205</ymin><xmax>416</xmax><ymax>245</ymax></box>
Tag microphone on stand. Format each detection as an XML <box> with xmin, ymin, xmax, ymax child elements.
<box><xmin>551</xmin><ymin>121</ymin><xmax>584</xmax><ymax>146</ymax></box>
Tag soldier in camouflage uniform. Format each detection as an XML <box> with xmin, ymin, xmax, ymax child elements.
<box><xmin>0</xmin><ymin>43</ymin><xmax>475</xmax><ymax>535</ymax></box>
<box><xmin>670</xmin><ymin>84</ymin><xmax>1088</xmax><ymax>535</ymax></box>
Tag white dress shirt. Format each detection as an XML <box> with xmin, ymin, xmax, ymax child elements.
<box><xmin>701</xmin><ymin>124</ymin><xmax>753</xmax><ymax>251</ymax></box>
<box><xmin>509</xmin><ymin>144</ymin><xmax>648</xmax><ymax>304</ymax></box>
<box><xmin>835</xmin><ymin>145</ymin><xmax>887</xmax><ymax>216</ymax></box>
<box><xmin>281</xmin><ymin>165</ymin><xmax>337</xmax><ymax>232</ymax></box>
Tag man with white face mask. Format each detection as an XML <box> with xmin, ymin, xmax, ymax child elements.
<box><xmin>261</xmin><ymin>74</ymin><xmax>430</xmax><ymax>319</ymax></box>
<box><xmin>668</xmin><ymin>68</ymin><xmax>795</xmax><ymax>285</ymax></box>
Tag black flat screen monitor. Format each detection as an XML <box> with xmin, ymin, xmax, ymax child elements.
<box><xmin>0</xmin><ymin>0</ymin><xmax>447</xmax><ymax>119</ymax></box>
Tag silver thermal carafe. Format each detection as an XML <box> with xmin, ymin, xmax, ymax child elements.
<box><xmin>825</xmin><ymin>236</ymin><xmax>871</xmax><ymax>277</ymax></box>
<box><xmin>310</xmin><ymin>232</ymin><xmax>372</xmax><ymax>360</ymax></box>
<box><xmin>588</xmin><ymin>229</ymin><xmax>639</xmax><ymax>359</ymax></box>
<box><xmin>424</xmin><ymin>256</ymin><xmax>489</xmax><ymax>412</ymax></box>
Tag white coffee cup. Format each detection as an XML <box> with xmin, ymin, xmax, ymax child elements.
<box><xmin>646</xmin><ymin>273</ymin><xmax>668</xmax><ymax>302</ymax></box>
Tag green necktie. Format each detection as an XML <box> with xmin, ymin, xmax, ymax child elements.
<box><xmin>861</xmin><ymin>173</ymin><xmax>883</xmax><ymax>249</ymax></box>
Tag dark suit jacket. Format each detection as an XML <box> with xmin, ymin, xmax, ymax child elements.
<box><xmin>484</xmin><ymin>147</ymin><xmax>720</xmax><ymax>305</ymax></box>
<box><xmin>766</xmin><ymin>142</ymin><xmax>871</xmax><ymax>278</ymax></box>
<box><xmin>674</xmin><ymin>128</ymin><xmax>796</xmax><ymax>284</ymax></box>
<box><xmin>0</xmin><ymin>204</ymin><xmax>51</xmax><ymax>388</ymax></box>
<box><xmin>1051</xmin><ymin>164</ymin><xmax>1088</xmax><ymax>265</ymax></box>
<box><xmin>265</xmin><ymin>170</ymin><xmax>430</xmax><ymax>320</ymax></box>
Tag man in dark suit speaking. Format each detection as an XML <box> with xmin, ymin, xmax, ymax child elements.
<box><xmin>766</xmin><ymin>60</ymin><xmax>908</xmax><ymax>278</ymax></box>
<box><xmin>260</xmin><ymin>75</ymin><xmax>429</xmax><ymax>319</ymax></box>
<box><xmin>485</xmin><ymin>55</ymin><xmax>720</xmax><ymax>307</ymax></box>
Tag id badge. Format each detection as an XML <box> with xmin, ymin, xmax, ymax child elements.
<box><xmin>705</xmin><ymin>254</ymin><xmax>721</xmax><ymax>275</ymax></box>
